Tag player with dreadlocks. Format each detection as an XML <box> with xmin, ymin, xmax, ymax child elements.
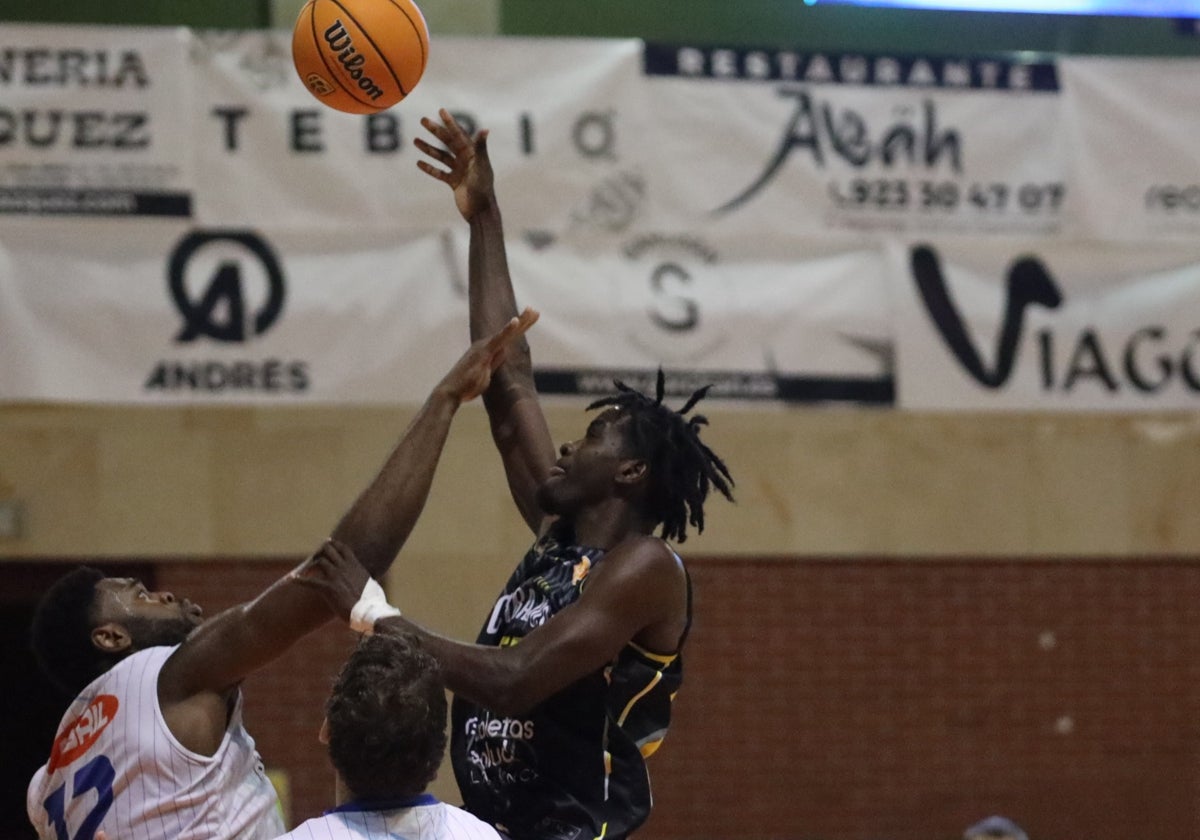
<box><xmin>294</xmin><ymin>109</ymin><xmax>735</xmax><ymax>840</ymax></box>
<box><xmin>587</xmin><ymin>370</ymin><xmax>733</xmax><ymax>544</ymax></box>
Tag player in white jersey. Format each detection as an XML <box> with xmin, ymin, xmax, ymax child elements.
<box><xmin>26</xmin><ymin>310</ymin><xmax>538</xmax><ymax>840</ymax></box>
<box><xmin>275</xmin><ymin>625</ymin><xmax>501</xmax><ymax>840</ymax></box>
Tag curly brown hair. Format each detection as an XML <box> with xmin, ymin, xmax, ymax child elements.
<box><xmin>325</xmin><ymin>631</ymin><xmax>448</xmax><ymax>800</ymax></box>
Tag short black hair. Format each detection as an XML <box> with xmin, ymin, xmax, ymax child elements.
<box><xmin>588</xmin><ymin>369</ymin><xmax>734</xmax><ymax>542</ymax></box>
<box><xmin>326</xmin><ymin>632</ymin><xmax>447</xmax><ymax>800</ymax></box>
<box><xmin>31</xmin><ymin>566</ymin><xmax>118</xmax><ymax>698</ymax></box>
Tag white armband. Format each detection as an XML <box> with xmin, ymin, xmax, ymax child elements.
<box><xmin>349</xmin><ymin>576</ymin><xmax>402</xmax><ymax>635</ymax></box>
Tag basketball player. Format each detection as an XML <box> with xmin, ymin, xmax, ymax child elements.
<box><xmin>297</xmin><ymin>109</ymin><xmax>735</xmax><ymax>840</ymax></box>
<box><xmin>25</xmin><ymin>310</ymin><xmax>538</xmax><ymax>840</ymax></box>
<box><xmin>274</xmin><ymin>623</ymin><xmax>501</xmax><ymax>840</ymax></box>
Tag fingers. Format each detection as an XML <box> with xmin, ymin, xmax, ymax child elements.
<box><xmin>414</xmin><ymin>137</ymin><xmax>453</xmax><ymax>165</ymax></box>
<box><xmin>414</xmin><ymin>134</ymin><xmax>456</xmax><ymax>184</ymax></box>
<box><xmin>420</xmin><ymin>110</ymin><xmax>471</xmax><ymax>151</ymax></box>
<box><xmin>514</xmin><ymin>306</ymin><xmax>539</xmax><ymax>334</ymax></box>
<box><xmin>439</xmin><ymin>108</ymin><xmax>471</xmax><ymax>146</ymax></box>
<box><xmin>321</xmin><ymin>537</ymin><xmax>352</xmax><ymax>564</ymax></box>
<box><xmin>485</xmin><ymin>307</ymin><xmax>539</xmax><ymax>353</ymax></box>
<box><xmin>415</xmin><ymin>112</ymin><xmax>471</xmax><ymax>180</ymax></box>
<box><xmin>415</xmin><ymin>159</ymin><xmax>452</xmax><ymax>183</ymax></box>
<box><xmin>292</xmin><ymin>538</ymin><xmax>352</xmax><ymax>581</ymax></box>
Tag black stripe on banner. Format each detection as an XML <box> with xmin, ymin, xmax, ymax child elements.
<box><xmin>533</xmin><ymin>368</ymin><xmax>895</xmax><ymax>406</ymax></box>
<box><xmin>642</xmin><ymin>42</ymin><xmax>1061</xmax><ymax>92</ymax></box>
<box><xmin>0</xmin><ymin>189</ymin><xmax>192</xmax><ymax>217</ymax></box>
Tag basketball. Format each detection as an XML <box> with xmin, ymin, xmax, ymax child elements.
<box><xmin>291</xmin><ymin>0</ymin><xmax>429</xmax><ymax>114</ymax></box>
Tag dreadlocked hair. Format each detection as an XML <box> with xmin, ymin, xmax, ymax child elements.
<box><xmin>586</xmin><ymin>369</ymin><xmax>734</xmax><ymax>543</ymax></box>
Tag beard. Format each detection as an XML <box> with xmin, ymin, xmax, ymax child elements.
<box><xmin>125</xmin><ymin>614</ymin><xmax>198</xmax><ymax>649</ymax></box>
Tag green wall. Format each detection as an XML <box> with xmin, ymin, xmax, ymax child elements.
<box><xmin>0</xmin><ymin>0</ymin><xmax>270</xmax><ymax>29</ymax></box>
<box><xmin>1</xmin><ymin>0</ymin><xmax>1199</xmax><ymax>56</ymax></box>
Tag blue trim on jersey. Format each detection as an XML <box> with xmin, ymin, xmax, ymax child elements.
<box><xmin>325</xmin><ymin>793</ymin><xmax>438</xmax><ymax>815</ymax></box>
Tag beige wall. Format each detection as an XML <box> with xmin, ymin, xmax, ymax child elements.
<box><xmin>6</xmin><ymin>401</ymin><xmax>1199</xmax><ymax>821</ymax></box>
<box><xmin>3</xmin><ymin>403</ymin><xmax>1199</xmax><ymax>568</ymax></box>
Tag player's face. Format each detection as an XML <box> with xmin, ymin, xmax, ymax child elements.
<box><xmin>93</xmin><ymin>577</ymin><xmax>204</xmax><ymax>648</ymax></box>
<box><xmin>536</xmin><ymin>407</ymin><xmax>639</xmax><ymax>516</ymax></box>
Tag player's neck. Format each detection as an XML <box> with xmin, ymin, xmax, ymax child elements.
<box><xmin>333</xmin><ymin>774</ymin><xmax>352</xmax><ymax>807</ymax></box>
<box><xmin>570</xmin><ymin>501</ymin><xmax>655</xmax><ymax>548</ymax></box>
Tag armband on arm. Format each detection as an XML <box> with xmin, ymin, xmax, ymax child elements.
<box><xmin>350</xmin><ymin>577</ymin><xmax>402</xmax><ymax>635</ymax></box>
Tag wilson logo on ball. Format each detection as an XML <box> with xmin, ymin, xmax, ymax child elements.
<box><xmin>292</xmin><ymin>0</ymin><xmax>430</xmax><ymax>114</ymax></box>
<box><xmin>323</xmin><ymin>20</ymin><xmax>385</xmax><ymax>101</ymax></box>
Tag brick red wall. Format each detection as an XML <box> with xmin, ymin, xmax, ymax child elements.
<box><xmin>643</xmin><ymin>558</ymin><xmax>1200</xmax><ymax>840</ymax></box>
<box><xmin>146</xmin><ymin>558</ymin><xmax>1200</xmax><ymax>840</ymax></box>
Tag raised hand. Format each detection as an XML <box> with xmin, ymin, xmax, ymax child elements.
<box><xmin>414</xmin><ymin>107</ymin><xmax>495</xmax><ymax>221</ymax></box>
<box><xmin>438</xmin><ymin>306</ymin><xmax>539</xmax><ymax>403</ymax></box>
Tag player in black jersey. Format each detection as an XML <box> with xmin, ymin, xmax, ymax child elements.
<box><xmin>297</xmin><ymin>109</ymin><xmax>734</xmax><ymax>840</ymax></box>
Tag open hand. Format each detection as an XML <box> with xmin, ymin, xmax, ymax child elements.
<box><xmin>414</xmin><ymin>108</ymin><xmax>494</xmax><ymax>221</ymax></box>
<box><xmin>439</xmin><ymin>306</ymin><xmax>539</xmax><ymax>403</ymax></box>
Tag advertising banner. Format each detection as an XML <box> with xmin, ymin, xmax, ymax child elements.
<box><xmin>890</xmin><ymin>238</ymin><xmax>1200</xmax><ymax>410</ymax></box>
<box><xmin>0</xmin><ymin>25</ymin><xmax>194</xmax><ymax>217</ymax></box>
<box><xmin>1</xmin><ymin>25</ymin><xmax>1197</xmax><ymax>410</ymax></box>
<box><xmin>641</xmin><ymin>44</ymin><xmax>1072</xmax><ymax>240</ymax></box>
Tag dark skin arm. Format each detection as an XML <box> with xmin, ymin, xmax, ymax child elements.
<box><xmin>416</xmin><ymin>109</ymin><xmax>557</xmax><ymax>534</ymax></box>
<box><xmin>156</xmin><ymin>310</ymin><xmax>539</xmax><ymax>754</ymax></box>
<box><xmin>295</xmin><ymin>533</ymin><xmax>686</xmax><ymax>717</ymax></box>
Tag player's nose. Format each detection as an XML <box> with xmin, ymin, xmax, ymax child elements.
<box><xmin>159</xmin><ymin>590</ymin><xmax>176</xmax><ymax>604</ymax></box>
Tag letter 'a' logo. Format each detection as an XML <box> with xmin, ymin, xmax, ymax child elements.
<box><xmin>48</xmin><ymin>695</ymin><xmax>119</xmax><ymax>772</ymax></box>
<box><xmin>911</xmin><ymin>244</ymin><xmax>1062</xmax><ymax>389</ymax></box>
<box><xmin>167</xmin><ymin>230</ymin><xmax>286</xmax><ymax>343</ymax></box>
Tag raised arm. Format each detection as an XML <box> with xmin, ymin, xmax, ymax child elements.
<box><xmin>158</xmin><ymin>312</ymin><xmax>539</xmax><ymax>734</ymax></box>
<box><xmin>416</xmin><ymin>109</ymin><xmax>556</xmax><ymax>533</ymax></box>
<box><xmin>297</xmin><ymin>533</ymin><xmax>688</xmax><ymax>717</ymax></box>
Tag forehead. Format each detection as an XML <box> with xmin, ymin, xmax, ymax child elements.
<box><xmin>586</xmin><ymin>406</ymin><xmax>629</xmax><ymax>433</ymax></box>
<box><xmin>95</xmin><ymin>578</ymin><xmax>139</xmax><ymax>595</ymax></box>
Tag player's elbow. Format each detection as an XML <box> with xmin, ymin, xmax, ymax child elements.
<box><xmin>483</xmin><ymin>665</ymin><xmax>543</xmax><ymax>718</ymax></box>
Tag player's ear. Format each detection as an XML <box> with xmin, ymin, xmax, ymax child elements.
<box><xmin>91</xmin><ymin>623</ymin><xmax>133</xmax><ymax>654</ymax></box>
<box><xmin>616</xmin><ymin>458</ymin><xmax>648</xmax><ymax>486</ymax></box>
<box><xmin>318</xmin><ymin>717</ymin><xmax>331</xmax><ymax>745</ymax></box>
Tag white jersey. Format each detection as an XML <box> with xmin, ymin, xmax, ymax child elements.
<box><xmin>275</xmin><ymin>795</ymin><xmax>503</xmax><ymax>840</ymax></box>
<box><xmin>27</xmin><ymin>645</ymin><xmax>284</xmax><ymax>840</ymax></box>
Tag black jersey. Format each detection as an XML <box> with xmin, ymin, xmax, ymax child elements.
<box><xmin>450</xmin><ymin>522</ymin><xmax>690</xmax><ymax>840</ymax></box>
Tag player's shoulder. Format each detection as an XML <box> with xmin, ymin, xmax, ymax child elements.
<box><xmin>613</xmin><ymin>532</ymin><xmax>680</xmax><ymax>561</ymax></box>
<box><xmin>437</xmin><ymin>801</ymin><xmax>506</xmax><ymax>838</ymax></box>
<box><xmin>603</xmin><ymin>533</ymin><xmax>684</xmax><ymax>581</ymax></box>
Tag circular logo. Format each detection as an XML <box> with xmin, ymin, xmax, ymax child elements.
<box><xmin>167</xmin><ymin>230</ymin><xmax>286</xmax><ymax>343</ymax></box>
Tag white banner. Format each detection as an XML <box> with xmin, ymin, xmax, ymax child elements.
<box><xmin>1063</xmin><ymin>57</ymin><xmax>1200</xmax><ymax>243</ymax></box>
<box><xmin>1</xmin><ymin>25</ymin><xmax>1199</xmax><ymax>409</ymax></box>
<box><xmin>0</xmin><ymin>25</ymin><xmax>195</xmax><ymax>217</ymax></box>
<box><xmin>0</xmin><ymin>219</ymin><xmax>891</xmax><ymax>403</ymax></box>
<box><xmin>640</xmin><ymin>44</ymin><xmax>1072</xmax><ymax>240</ymax></box>
<box><xmin>189</xmin><ymin>32</ymin><xmax>652</xmax><ymax>233</ymax></box>
<box><xmin>891</xmin><ymin>238</ymin><xmax>1200</xmax><ymax>410</ymax></box>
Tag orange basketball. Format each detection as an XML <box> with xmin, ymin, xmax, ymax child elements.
<box><xmin>292</xmin><ymin>0</ymin><xmax>429</xmax><ymax>114</ymax></box>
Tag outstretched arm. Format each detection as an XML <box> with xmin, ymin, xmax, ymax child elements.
<box><xmin>158</xmin><ymin>312</ymin><xmax>539</xmax><ymax>744</ymax></box>
<box><xmin>416</xmin><ymin>109</ymin><xmax>556</xmax><ymax>533</ymax></box>
<box><xmin>296</xmin><ymin>533</ymin><xmax>688</xmax><ymax>717</ymax></box>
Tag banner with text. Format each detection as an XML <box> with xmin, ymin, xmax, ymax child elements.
<box><xmin>890</xmin><ymin>239</ymin><xmax>1200</xmax><ymax>411</ymax></box>
<box><xmin>0</xmin><ymin>25</ymin><xmax>1198</xmax><ymax>408</ymax></box>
